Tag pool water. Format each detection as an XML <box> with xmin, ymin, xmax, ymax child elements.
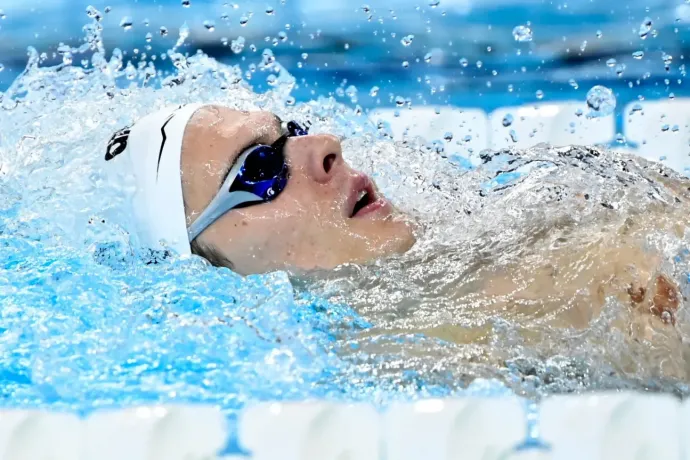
<box><xmin>1</xmin><ymin>8</ymin><xmax>690</xmax><ymax>437</ymax></box>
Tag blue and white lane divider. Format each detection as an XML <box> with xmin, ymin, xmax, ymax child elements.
<box><xmin>0</xmin><ymin>391</ymin><xmax>685</xmax><ymax>460</ymax></box>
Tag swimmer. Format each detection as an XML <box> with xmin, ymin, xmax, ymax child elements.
<box><xmin>106</xmin><ymin>103</ymin><xmax>688</xmax><ymax>378</ymax></box>
<box><xmin>105</xmin><ymin>103</ymin><xmax>416</xmax><ymax>275</ymax></box>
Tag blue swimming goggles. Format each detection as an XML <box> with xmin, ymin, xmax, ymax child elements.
<box><xmin>187</xmin><ymin>120</ymin><xmax>309</xmax><ymax>241</ymax></box>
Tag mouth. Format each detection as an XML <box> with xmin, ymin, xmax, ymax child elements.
<box><xmin>347</xmin><ymin>175</ymin><xmax>391</xmax><ymax>219</ymax></box>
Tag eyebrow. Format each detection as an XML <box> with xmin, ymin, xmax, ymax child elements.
<box><xmin>216</xmin><ymin>114</ymin><xmax>284</xmax><ymax>190</ymax></box>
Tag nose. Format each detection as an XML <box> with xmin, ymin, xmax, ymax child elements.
<box><xmin>286</xmin><ymin>134</ymin><xmax>343</xmax><ymax>183</ymax></box>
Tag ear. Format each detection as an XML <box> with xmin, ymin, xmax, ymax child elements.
<box><xmin>105</xmin><ymin>126</ymin><xmax>131</xmax><ymax>161</ymax></box>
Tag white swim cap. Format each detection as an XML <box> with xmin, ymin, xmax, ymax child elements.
<box><xmin>105</xmin><ymin>103</ymin><xmax>204</xmax><ymax>256</ymax></box>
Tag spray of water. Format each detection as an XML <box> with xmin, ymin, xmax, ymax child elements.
<box><xmin>1</xmin><ymin>12</ymin><xmax>690</xmax><ymax>416</ymax></box>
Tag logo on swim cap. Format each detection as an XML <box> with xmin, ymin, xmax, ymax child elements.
<box><xmin>105</xmin><ymin>126</ymin><xmax>131</xmax><ymax>161</ymax></box>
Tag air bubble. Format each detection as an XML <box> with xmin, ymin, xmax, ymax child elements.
<box><xmin>606</xmin><ymin>58</ymin><xmax>616</xmax><ymax>67</ymax></box>
<box><xmin>370</xmin><ymin>86</ymin><xmax>379</xmax><ymax>97</ymax></box>
<box><xmin>429</xmin><ymin>0</ymin><xmax>440</xmax><ymax>7</ymax></box>
<box><xmin>0</xmin><ymin>63</ymin><xmax>4</xmax><ymax>72</ymax></box>
<box><xmin>586</xmin><ymin>85</ymin><xmax>616</xmax><ymax>117</ymax></box>
<box><xmin>145</xmin><ymin>32</ymin><xmax>152</xmax><ymax>42</ymax></box>
<box><xmin>536</xmin><ymin>89</ymin><xmax>544</xmax><ymax>99</ymax></box>
<box><xmin>240</xmin><ymin>16</ymin><xmax>249</xmax><ymax>26</ymax></box>
<box><xmin>596</xmin><ymin>30</ymin><xmax>602</xmax><ymax>38</ymax></box>
<box><xmin>639</xmin><ymin>17</ymin><xmax>652</xmax><ymax>39</ymax></box>
<box><xmin>568</xmin><ymin>78</ymin><xmax>579</xmax><ymax>89</ymax></box>
<box><xmin>0</xmin><ymin>10</ymin><xmax>5</xmax><ymax>19</ymax></box>
<box><xmin>444</xmin><ymin>132</ymin><xmax>453</xmax><ymax>142</ymax></box>
<box><xmin>424</xmin><ymin>53</ymin><xmax>432</xmax><ymax>63</ymax></box>
<box><xmin>580</xmin><ymin>40</ymin><xmax>587</xmax><ymax>52</ymax></box>
<box><xmin>266</xmin><ymin>6</ymin><xmax>275</xmax><ymax>15</ymax></box>
<box><xmin>460</xmin><ymin>57</ymin><xmax>468</xmax><ymax>67</ymax></box>
<box><xmin>402</xmin><ymin>61</ymin><xmax>409</xmax><ymax>68</ymax></box>
<box><xmin>509</xmin><ymin>130</ymin><xmax>519</xmax><ymax>143</ymax></box>
<box><xmin>231</xmin><ymin>36</ymin><xmax>245</xmax><ymax>53</ymax></box>
<box><xmin>182</xmin><ymin>0</ymin><xmax>191</xmax><ymax>7</ymax></box>
<box><xmin>395</xmin><ymin>96</ymin><xmax>405</xmax><ymax>106</ymax></box>
<box><xmin>160</xmin><ymin>26</ymin><xmax>168</xmax><ymax>36</ymax></box>
<box><xmin>204</xmin><ymin>20</ymin><xmax>216</xmax><ymax>32</ymax></box>
<box><xmin>502</xmin><ymin>114</ymin><xmax>514</xmax><ymax>127</ymax></box>
<box><xmin>278</xmin><ymin>31</ymin><xmax>287</xmax><ymax>42</ymax></box>
<box><xmin>633</xmin><ymin>50</ymin><xmax>644</xmax><ymax>59</ymax></box>
<box><xmin>512</xmin><ymin>25</ymin><xmax>533</xmax><ymax>42</ymax></box>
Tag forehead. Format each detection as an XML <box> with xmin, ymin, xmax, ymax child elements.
<box><xmin>182</xmin><ymin>105</ymin><xmax>279</xmax><ymax>166</ymax></box>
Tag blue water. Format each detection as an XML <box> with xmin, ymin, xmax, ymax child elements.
<box><xmin>1</xmin><ymin>4</ymin><xmax>690</xmax><ymax>452</ymax></box>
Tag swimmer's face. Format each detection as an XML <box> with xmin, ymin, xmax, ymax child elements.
<box><xmin>180</xmin><ymin>106</ymin><xmax>416</xmax><ymax>274</ymax></box>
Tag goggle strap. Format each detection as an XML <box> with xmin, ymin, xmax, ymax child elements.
<box><xmin>187</xmin><ymin>189</ymin><xmax>263</xmax><ymax>241</ymax></box>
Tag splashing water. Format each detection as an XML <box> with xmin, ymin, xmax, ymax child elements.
<box><xmin>586</xmin><ymin>85</ymin><xmax>616</xmax><ymax>118</ymax></box>
<box><xmin>2</xmin><ymin>15</ymin><xmax>690</xmax><ymax>423</ymax></box>
<box><xmin>512</xmin><ymin>25</ymin><xmax>533</xmax><ymax>42</ymax></box>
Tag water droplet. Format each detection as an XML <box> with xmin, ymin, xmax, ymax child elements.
<box><xmin>575</xmin><ymin>108</ymin><xmax>583</xmax><ymax>117</ymax></box>
<box><xmin>266</xmin><ymin>6</ymin><xmax>275</xmax><ymax>15</ymax></box>
<box><xmin>460</xmin><ymin>57</ymin><xmax>468</xmax><ymax>67</ymax></box>
<box><xmin>568</xmin><ymin>78</ymin><xmax>579</xmax><ymax>89</ymax></box>
<box><xmin>424</xmin><ymin>53</ymin><xmax>432</xmax><ymax>63</ymax></box>
<box><xmin>395</xmin><ymin>95</ymin><xmax>405</xmax><ymax>106</ymax></box>
<box><xmin>240</xmin><ymin>16</ymin><xmax>249</xmax><ymax>26</ymax></box>
<box><xmin>401</xmin><ymin>34</ymin><xmax>414</xmax><ymax>47</ymax></box>
<box><xmin>0</xmin><ymin>10</ymin><xmax>5</xmax><ymax>19</ymax></box>
<box><xmin>86</xmin><ymin>6</ymin><xmax>102</xmax><ymax>21</ymax></box>
<box><xmin>670</xmin><ymin>92</ymin><xmax>676</xmax><ymax>100</ymax></box>
<box><xmin>120</xmin><ymin>16</ymin><xmax>133</xmax><ymax>30</ymax></box>
<box><xmin>463</xmin><ymin>134</ymin><xmax>472</xmax><ymax>142</ymax></box>
<box><xmin>580</xmin><ymin>40</ymin><xmax>587</xmax><ymax>52</ymax></box>
<box><xmin>204</xmin><ymin>20</ymin><xmax>216</xmax><ymax>32</ymax></box>
<box><xmin>596</xmin><ymin>30</ymin><xmax>603</xmax><ymax>38</ymax></box>
<box><xmin>586</xmin><ymin>85</ymin><xmax>616</xmax><ymax>117</ymax></box>
<box><xmin>220</xmin><ymin>37</ymin><xmax>228</xmax><ymax>46</ymax></box>
<box><xmin>632</xmin><ymin>50</ymin><xmax>644</xmax><ymax>59</ymax></box>
<box><xmin>536</xmin><ymin>89</ymin><xmax>544</xmax><ymax>99</ymax></box>
<box><xmin>429</xmin><ymin>0</ymin><xmax>440</xmax><ymax>7</ymax></box>
<box><xmin>508</xmin><ymin>84</ymin><xmax>514</xmax><ymax>92</ymax></box>
<box><xmin>104</xmin><ymin>6</ymin><xmax>112</xmax><ymax>13</ymax></box>
<box><xmin>231</xmin><ymin>36</ymin><xmax>245</xmax><ymax>53</ymax></box>
<box><xmin>615</xmin><ymin>63</ymin><xmax>626</xmax><ymax>76</ymax></box>
<box><xmin>662</xmin><ymin>124</ymin><xmax>670</xmax><ymax>132</ymax></box>
<box><xmin>512</xmin><ymin>25</ymin><xmax>533</xmax><ymax>42</ymax></box>
<box><xmin>509</xmin><ymin>130</ymin><xmax>519</xmax><ymax>143</ymax></box>
<box><xmin>145</xmin><ymin>32</ymin><xmax>153</xmax><ymax>42</ymax></box>
<box><xmin>125</xmin><ymin>61</ymin><xmax>137</xmax><ymax>80</ymax></box>
<box><xmin>615</xmin><ymin>133</ymin><xmax>626</xmax><ymax>144</ymax></box>
<box><xmin>476</xmin><ymin>60</ymin><xmax>483</xmax><ymax>68</ymax></box>
<box><xmin>502</xmin><ymin>113</ymin><xmax>514</xmax><ymax>127</ymax></box>
<box><xmin>629</xmin><ymin>103</ymin><xmax>643</xmax><ymax>114</ymax></box>
<box><xmin>606</xmin><ymin>58</ymin><xmax>616</xmax><ymax>67</ymax></box>
<box><xmin>0</xmin><ymin>63</ymin><xmax>4</xmax><ymax>72</ymax></box>
<box><xmin>639</xmin><ymin>17</ymin><xmax>652</xmax><ymax>39</ymax></box>
<box><xmin>663</xmin><ymin>52</ymin><xmax>673</xmax><ymax>65</ymax></box>
<box><xmin>362</xmin><ymin>5</ymin><xmax>371</xmax><ymax>13</ymax></box>
<box><xmin>278</xmin><ymin>31</ymin><xmax>287</xmax><ymax>42</ymax></box>
<box><xmin>182</xmin><ymin>0</ymin><xmax>191</xmax><ymax>7</ymax></box>
<box><xmin>369</xmin><ymin>86</ymin><xmax>379</xmax><ymax>97</ymax></box>
<box><xmin>444</xmin><ymin>132</ymin><xmax>453</xmax><ymax>142</ymax></box>
<box><xmin>402</xmin><ymin>61</ymin><xmax>409</xmax><ymax>68</ymax></box>
<box><xmin>160</xmin><ymin>26</ymin><xmax>168</xmax><ymax>36</ymax></box>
